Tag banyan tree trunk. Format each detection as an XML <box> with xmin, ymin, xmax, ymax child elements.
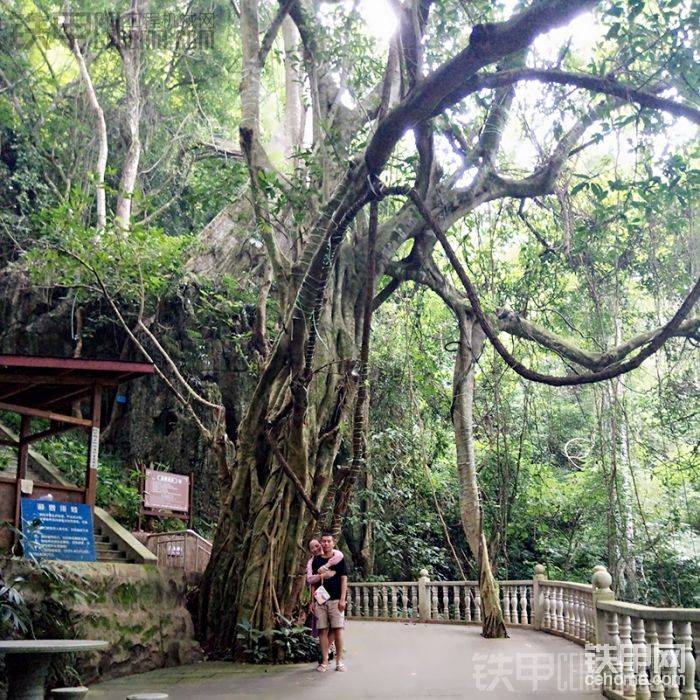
<box><xmin>195</xmin><ymin>193</ymin><xmax>366</xmax><ymax>654</ymax></box>
<box><xmin>452</xmin><ymin>310</ymin><xmax>508</xmax><ymax>639</ymax></box>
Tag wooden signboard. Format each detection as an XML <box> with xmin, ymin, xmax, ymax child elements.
<box><xmin>138</xmin><ymin>464</ymin><xmax>193</xmax><ymax>529</ymax></box>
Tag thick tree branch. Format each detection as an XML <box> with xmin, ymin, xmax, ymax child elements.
<box><xmin>497</xmin><ymin>311</ymin><xmax>700</xmax><ymax>370</ymax></box>
<box><xmin>259</xmin><ymin>0</ymin><xmax>295</xmax><ymax>66</ymax></box>
<box><xmin>111</xmin><ymin>0</ymin><xmax>149</xmax><ymax>231</ymax></box>
<box><xmin>365</xmin><ymin>0</ymin><xmax>598</xmax><ymax>174</ymax></box>
<box><xmin>407</xmin><ymin>188</ymin><xmax>700</xmax><ymax>386</ymax></box>
<box><xmin>440</xmin><ymin>68</ymin><xmax>700</xmax><ymax>125</ymax></box>
<box><xmin>266</xmin><ymin>429</ymin><xmax>320</xmax><ymax>519</ymax></box>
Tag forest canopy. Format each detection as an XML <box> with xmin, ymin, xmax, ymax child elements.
<box><xmin>0</xmin><ymin>0</ymin><xmax>698</xmax><ymax>653</ymax></box>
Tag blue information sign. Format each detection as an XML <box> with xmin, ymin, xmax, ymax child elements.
<box><xmin>21</xmin><ymin>498</ymin><xmax>96</xmax><ymax>562</ymax></box>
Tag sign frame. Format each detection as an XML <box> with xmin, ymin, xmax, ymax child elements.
<box><xmin>137</xmin><ymin>463</ymin><xmax>193</xmax><ymax>530</ymax></box>
<box><xmin>21</xmin><ymin>497</ymin><xmax>96</xmax><ymax>562</ymax></box>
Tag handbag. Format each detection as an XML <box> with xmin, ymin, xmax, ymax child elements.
<box><xmin>314</xmin><ymin>584</ymin><xmax>331</xmax><ymax>605</ymax></box>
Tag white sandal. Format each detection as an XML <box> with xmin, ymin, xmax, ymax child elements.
<box><xmin>316</xmin><ymin>663</ymin><xmax>328</xmax><ymax>673</ymax></box>
<box><xmin>336</xmin><ymin>662</ymin><xmax>347</xmax><ymax>672</ymax></box>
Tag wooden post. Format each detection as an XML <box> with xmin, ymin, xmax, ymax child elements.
<box><xmin>137</xmin><ymin>461</ymin><xmax>145</xmax><ymax>531</ymax></box>
<box><xmin>188</xmin><ymin>473</ymin><xmax>195</xmax><ymax>529</ymax></box>
<box><xmin>13</xmin><ymin>415</ymin><xmax>31</xmax><ymax>530</ymax></box>
<box><xmin>85</xmin><ymin>384</ymin><xmax>102</xmax><ymax>507</ymax></box>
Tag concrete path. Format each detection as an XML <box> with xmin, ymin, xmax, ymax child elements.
<box><xmin>89</xmin><ymin>621</ymin><xmax>602</xmax><ymax>699</ymax></box>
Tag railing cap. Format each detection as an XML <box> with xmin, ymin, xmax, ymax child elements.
<box><xmin>596</xmin><ymin>599</ymin><xmax>700</xmax><ymax>622</ymax></box>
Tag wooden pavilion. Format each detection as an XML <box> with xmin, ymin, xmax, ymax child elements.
<box><xmin>0</xmin><ymin>355</ymin><xmax>154</xmax><ymax>533</ymax></box>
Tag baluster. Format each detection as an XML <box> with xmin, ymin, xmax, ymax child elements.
<box><xmin>606</xmin><ymin>610</ymin><xmax>621</xmax><ymax>692</ymax></box>
<box><xmin>475</xmin><ymin>586</ymin><xmax>482</xmax><ymax>622</ymax></box>
<box><xmin>412</xmin><ymin>585</ymin><xmax>419</xmax><ymax>619</ymax></box>
<box><xmin>553</xmin><ymin>586</ymin><xmax>561</xmax><ymax>631</ymax></box>
<box><xmin>464</xmin><ymin>586</ymin><xmax>472</xmax><ymax>622</ymax></box>
<box><xmin>557</xmin><ymin>587</ymin><xmax>565</xmax><ymax>632</ymax></box>
<box><xmin>380</xmin><ymin>586</ymin><xmax>387</xmax><ymax>618</ymax></box>
<box><xmin>691</xmin><ymin>622</ymin><xmax>699</xmax><ymax>686</ymax></box>
<box><xmin>509</xmin><ymin>586</ymin><xmax>518</xmax><ymax>624</ymax></box>
<box><xmin>432</xmin><ymin>585</ymin><xmax>439</xmax><ymax>619</ymax></box>
<box><xmin>362</xmin><ymin>586</ymin><xmax>369</xmax><ymax>617</ymax></box>
<box><xmin>567</xmin><ymin>589</ymin><xmax>576</xmax><ymax>636</ymax></box>
<box><xmin>658</xmin><ymin>619</ymin><xmax>680</xmax><ymax>700</ymax></box>
<box><xmin>573</xmin><ymin>591</ymin><xmax>582</xmax><ymax>640</ymax></box>
<box><xmin>347</xmin><ymin>588</ymin><xmax>353</xmax><ymax>617</ymax></box>
<box><xmin>633</xmin><ymin>617</ymin><xmax>651</xmax><ymax>700</ymax></box>
<box><xmin>677</xmin><ymin>621</ymin><xmax>698</xmax><ymax>700</ymax></box>
<box><xmin>587</xmin><ymin>594</ymin><xmax>596</xmax><ymax>643</ymax></box>
<box><xmin>454</xmin><ymin>586</ymin><xmax>460</xmax><ymax>621</ymax></box>
<box><xmin>391</xmin><ymin>586</ymin><xmax>398</xmax><ymax>618</ymax></box>
<box><xmin>645</xmin><ymin>619</ymin><xmax>665</xmax><ymax>700</ymax></box>
<box><xmin>502</xmin><ymin>586</ymin><xmax>511</xmax><ymax>623</ymax></box>
<box><xmin>619</xmin><ymin>614</ymin><xmax>636</xmax><ymax>698</ymax></box>
<box><xmin>441</xmin><ymin>585</ymin><xmax>449</xmax><ymax>620</ymax></box>
<box><xmin>562</xmin><ymin>588</ymin><xmax>571</xmax><ymax>635</ymax></box>
<box><xmin>370</xmin><ymin>586</ymin><xmax>377</xmax><ymax>617</ymax></box>
<box><xmin>543</xmin><ymin>587</ymin><xmax>552</xmax><ymax>630</ymax></box>
<box><xmin>569</xmin><ymin>588</ymin><xmax>576</xmax><ymax>637</ymax></box>
<box><xmin>519</xmin><ymin>585</ymin><xmax>529</xmax><ymax>625</ymax></box>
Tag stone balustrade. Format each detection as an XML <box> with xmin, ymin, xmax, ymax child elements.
<box><xmin>348</xmin><ymin>564</ymin><xmax>699</xmax><ymax>699</ymax></box>
<box><xmin>590</xmin><ymin>566</ymin><xmax>699</xmax><ymax>700</ymax></box>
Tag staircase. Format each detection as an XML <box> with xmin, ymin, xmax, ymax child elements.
<box><xmin>0</xmin><ymin>421</ymin><xmax>156</xmax><ymax>565</ymax></box>
<box><xmin>94</xmin><ymin>530</ymin><xmax>128</xmax><ymax>563</ymax></box>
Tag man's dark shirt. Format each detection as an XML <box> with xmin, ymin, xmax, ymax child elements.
<box><xmin>312</xmin><ymin>553</ymin><xmax>348</xmax><ymax>600</ymax></box>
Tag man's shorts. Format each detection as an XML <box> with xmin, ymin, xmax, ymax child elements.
<box><xmin>315</xmin><ymin>600</ymin><xmax>345</xmax><ymax>629</ymax></box>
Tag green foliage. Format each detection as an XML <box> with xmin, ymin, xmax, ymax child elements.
<box><xmin>37</xmin><ymin>433</ymin><xmax>141</xmax><ymax>529</ymax></box>
<box><xmin>0</xmin><ymin>574</ymin><xmax>31</xmax><ymax>639</ymax></box>
<box><xmin>235</xmin><ymin>615</ymin><xmax>318</xmax><ymax>664</ymax></box>
<box><xmin>26</xmin><ymin>189</ymin><xmax>189</xmax><ymax>311</ymax></box>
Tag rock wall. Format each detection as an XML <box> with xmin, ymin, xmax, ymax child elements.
<box><xmin>0</xmin><ymin>268</ymin><xmax>257</xmax><ymax>526</ymax></box>
<box><xmin>2</xmin><ymin>558</ymin><xmax>203</xmax><ymax>684</ymax></box>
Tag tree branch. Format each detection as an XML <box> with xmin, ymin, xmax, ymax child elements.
<box><xmin>365</xmin><ymin>0</ymin><xmax>599</xmax><ymax>174</ymax></box>
<box><xmin>61</xmin><ymin>18</ymin><xmax>108</xmax><ymax>232</ymax></box>
<box><xmin>406</xmin><ymin>187</ymin><xmax>700</xmax><ymax>386</ymax></box>
<box><xmin>453</xmin><ymin>69</ymin><xmax>700</xmax><ymax>125</ymax></box>
<box><xmin>497</xmin><ymin>311</ymin><xmax>700</xmax><ymax>370</ymax></box>
<box><xmin>266</xmin><ymin>429</ymin><xmax>320</xmax><ymax>519</ymax></box>
<box><xmin>258</xmin><ymin>0</ymin><xmax>295</xmax><ymax>67</ymax></box>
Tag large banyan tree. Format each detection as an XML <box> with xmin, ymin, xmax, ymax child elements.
<box><xmin>12</xmin><ymin>0</ymin><xmax>695</xmax><ymax>651</ymax></box>
<box><xmin>192</xmin><ymin>0</ymin><xmax>699</xmax><ymax>650</ymax></box>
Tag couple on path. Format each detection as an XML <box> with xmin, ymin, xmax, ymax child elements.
<box><xmin>306</xmin><ymin>532</ymin><xmax>348</xmax><ymax>673</ymax></box>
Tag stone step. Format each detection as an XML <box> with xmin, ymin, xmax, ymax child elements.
<box><xmin>95</xmin><ymin>541</ymin><xmax>117</xmax><ymax>553</ymax></box>
<box><xmin>97</xmin><ymin>549</ymin><xmax>127</xmax><ymax>562</ymax></box>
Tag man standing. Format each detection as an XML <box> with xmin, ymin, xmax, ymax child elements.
<box><xmin>312</xmin><ymin>531</ymin><xmax>348</xmax><ymax>672</ymax></box>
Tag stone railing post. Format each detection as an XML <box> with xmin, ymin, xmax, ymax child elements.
<box><xmin>592</xmin><ymin>564</ymin><xmax>615</xmax><ymax>645</ymax></box>
<box><xmin>418</xmin><ymin>569</ymin><xmax>431</xmax><ymax>622</ymax></box>
<box><xmin>532</xmin><ymin>563</ymin><xmax>547</xmax><ymax>631</ymax></box>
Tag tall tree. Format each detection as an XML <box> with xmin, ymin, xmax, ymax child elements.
<box><xmin>194</xmin><ymin>0</ymin><xmax>700</xmax><ymax>653</ymax></box>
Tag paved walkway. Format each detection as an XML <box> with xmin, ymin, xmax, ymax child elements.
<box><xmin>89</xmin><ymin>621</ymin><xmax>602</xmax><ymax>699</ymax></box>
